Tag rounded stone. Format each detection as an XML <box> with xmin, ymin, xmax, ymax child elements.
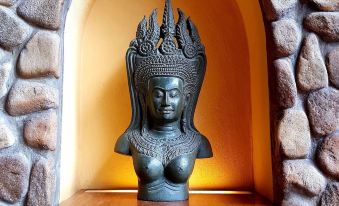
<box><xmin>0</xmin><ymin>120</ymin><xmax>15</xmax><ymax>149</ymax></box>
<box><xmin>0</xmin><ymin>0</ymin><xmax>17</xmax><ymax>6</ymax></box>
<box><xmin>297</xmin><ymin>34</ymin><xmax>328</xmax><ymax>92</ymax></box>
<box><xmin>327</xmin><ymin>48</ymin><xmax>339</xmax><ymax>89</ymax></box>
<box><xmin>309</xmin><ymin>0</ymin><xmax>339</xmax><ymax>12</ymax></box>
<box><xmin>272</xmin><ymin>19</ymin><xmax>301</xmax><ymax>57</ymax></box>
<box><xmin>307</xmin><ymin>88</ymin><xmax>339</xmax><ymax>136</ymax></box>
<box><xmin>24</xmin><ymin>110</ymin><xmax>57</xmax><ymax>151</ymax></box>
<box><xmin>6</xmin><ymin>81</ymin><xmax>59</xmax><ymax>116</ymax></box>
<box><xmin>18</xmin><ymin>31</ymin><xmax>60</xmax><ymax>79</ymax></box>
<box><xmin>283</xmin><ymin>159</ymin><xmax>327</xmax><ymax>197</ymax></box>
<box><xmin>0</xmin><ymin>154</ymin><xmax>30</xmax><ymax>203</ymax></box>
<box><xmin>274</xmin><ymin>59</ymin><xmax>297</xmax><ymax>108</ymax></box>
<box><xmin>0</xmin><ymin>7</ymin><xmax>31</xmax><ymax>50</ymax></box>
<box><xmin>27</xmin><ymin>158</ymin><xmax>55</xmax><ymax>206</ymax></box>
<box><xmin>17</xmin><ymin>0</ymin><xmax>64</xmax><ymax>30</ymax></box>
<box><xmin>317</xmin><ymin>133</ymin><xmax>339</xmax><ymax>179</ymax></box>
<box><xmin>278</xmin><ymin>110</ymin><xmax>311</xmax><ymax>159</ymax></box>
<box><xmin>304</xmin><ymin>12</ymin><xmax>339</xmax><ymax>42</ymax></box>
<box><xmin>320</xmin><ymin>183</ymin><xmax>339</xmax><ymax>206</ymax></box>
<box><xmin>262</xmin><ymin>0</ymin><xmax>298</xmax><ymax>21</ymax></box>
<box><xmin>0</xmin><ymin>62</ymin><xmax>12</xmax><ymax>99</ymax></box>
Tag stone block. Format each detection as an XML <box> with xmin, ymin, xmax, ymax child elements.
<box><xmin>320</xmin><ymin>183</ymin><xmax>339</xmax><ymax>206</ymax></box>
<box><xmin>307</xmin><ymin>88</ymin><xmax>339</xmax><ymax>136</ymax></box>
<box><xmin>272</xmin><ymin>19</ymin><xmax>301</xmax><ymax>57</ymax></box>
<box><xmin>304</xmin><ymin>12</ymin><xmax>339</xmax><ymax>42</ymax></box>
<box><xmin>6</xmin><ymin>81</ymin><xmax>59</xmax><ymax>116</ymax></box>
<box><xmin>0</xmin><ymin>119</ymin><xmax>15</xmax><ymax>149</ymax></box>
<box><xmin>0</xmin><ymin>62</ymin><xmax>12</xmax><ymax>99</ymax></box>
<box><xmin>17</xmin><ymin>0</ymin><xmax>64</xmax><ymax>30</ymax></box>
<box><xmin>262</xmin><ymin>0</ymin><xmax>298</xmax><ymax>21</ymax></box>
<box><xmin>327</xmin><ymin>48</ymin><xmax>339</xmax><ymax>89</ymax></box>
<box><xmin>283</xmin><ymin>159</ymin><xmax>327</xmax><ymax>197</ymax></box>
<box><xmin>297</xmin><ymin>34</ymin><xmax>328</xmax><ymax>91</ymax></box>
<box><xmin>24</xmin><ymin>110</ymin><xmax>57</xmax><ymax>150</ymax></box>
<box><xmin>0</xmin><ymin>0</ymin><xmax>17</xmax><ymax>6</ymax></box>
<box><xmin>26</xmin><ymin>158</ymin><xmax>55</xmax><ymax>206</ymax></box>
<box><xmin>0</xmin><ymin>7</ymin><xmax>31</xmax><ymax>49</ymax></box>
<box><xmin>274</xmin><ymin>59</ymin><xmax>297</xmax><ymax>108</ymax></box>
<box><xmin>18</xmin><ymin>31</ymin><xmax>60</xmax><ymax>79</ymax></box>
<box><xmin>317</xmin><ymin>133</ymin><xmax>339</xmax><ymax>179</ymax></box>
<box><xmin>0</xmin><ymin>154</ymin><xmax>30</xmax><ymax>203</ymax></box>
<box><xmin>278</xmin><ymin>110</ymin><xmax>311</xmax><ymax>158</ymax></box>
<box><xmin>309</xmin><ymin>0</ymin><xmax>339</xmax><ymax>12</ymax></box>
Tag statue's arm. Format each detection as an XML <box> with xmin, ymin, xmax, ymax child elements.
<box><xmin>197</xmin><ymin>135</ymin><xmax>213</xmax><ymax>158</ymax></box>
<box><xmin>114</xmin><ymin>134</ymin><xmax>131</xmax><ymax>156</ymax></box>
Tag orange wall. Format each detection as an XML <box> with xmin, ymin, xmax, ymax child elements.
<box><xmin>77</xmin><ymin>0</ymin><xmax>253</xmax><ymax>190</ymax></box>
<box><xmin>235</xmin><ymin>0</ymin><xmax>273</xmax><ymax>200</ymax></box>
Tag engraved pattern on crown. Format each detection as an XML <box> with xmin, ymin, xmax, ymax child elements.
<box><xmin>131</xmin><ymin>0</ymin><xmax>204</xmax><ymax>59</ymax></box>
<box><xmin>130</xmin><ymin>0</ymin><xmax>205</xmax><ymax>97</ymax></box>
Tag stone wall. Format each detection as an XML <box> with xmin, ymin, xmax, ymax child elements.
<box><xmin>0</xmin><ymin>0</ymin><xmax>70</xmax><ymax>205</ymax></box>
<box><xmin>260</xmin><ymin>0</ymin><xmax>339</xmax><ymax>205</ymax></box>
<box><xmin>0</xmin><ymin>0</ymin><xmax>338</xmax><ymax>205</ymax></box>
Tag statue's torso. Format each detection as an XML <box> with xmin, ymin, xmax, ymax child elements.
<box><xmin>128</xmin><ymin>130</ymin><xmax>201</xmax><ymax>201</ymax></box>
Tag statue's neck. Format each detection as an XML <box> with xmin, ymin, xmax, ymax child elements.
<box><xmin>149</xmin><ymin>121</ymin><xmax>181</xmax><ymax>138</ymax></box>
<box><xmin>153</xmin><ymin>121</ymin><xmax>179</xmax><ymax>131</ymax></box>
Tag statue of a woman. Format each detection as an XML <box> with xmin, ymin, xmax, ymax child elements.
<box><xmin>115</xmin><ymin>0</ymin><xmax>212</xmax><ymax>202</ymax></box>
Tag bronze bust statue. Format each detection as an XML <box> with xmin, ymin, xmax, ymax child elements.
<box><xmin>115</xmin><ymin>0</ymin><xmax>212</xmax><ymax>201</ymax></box>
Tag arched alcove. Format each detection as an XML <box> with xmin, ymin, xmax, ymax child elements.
<box><xmin>61</xmin><ymin>0</ymin><xmax>272</xmax><ymax>203</ymax></box>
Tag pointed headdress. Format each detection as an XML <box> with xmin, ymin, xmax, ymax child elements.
<box><xmin>124</xmin><ymin>0</ymin><xmax>206</xmax><ymax>133</ymax></box>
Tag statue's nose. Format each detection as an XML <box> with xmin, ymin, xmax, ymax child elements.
<box><xmin>161</xmin><ymin>92</ymin><xmax>170</xmax><ymax>106</ymax></box>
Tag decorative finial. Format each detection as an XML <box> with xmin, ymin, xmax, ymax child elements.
<box><xmin>187</xmin><ymin>17</ymin><xmax>203</xmax><ymax>52</ymax></box>
<box><xmin>160</xmin><ymin>0</ymin><xmax>177</xmax><ymax>55</ymax></box>
<box><xmin>135</xmin><ymin>10</ymin><xmax>160</xmax><ymax>56</ymax></box>
<box><xmin>147</xmin><ymin>9</ymin><xmax>160</xmax><ymax>46</ymax></box>
<box><xmin>176</xmin><ymin>9</ymin><xmax>196</xmax><ymax>58</ymax></box>
<box><xmin>161</xmin><ymin>0</ymin><xmax>176</xmax><ymax>39</ymax></box>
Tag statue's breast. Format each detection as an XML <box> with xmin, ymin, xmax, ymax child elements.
<box><xmin>132</xmin><ymin>154</ymin><xmax>163</xmax><ymax>183</ymax></box>
<box><xmin>132</xmin><ymin>153</ymin><xmax>196</xmax><ymax>184</ymax></box>
<box><xmin>164</xmin><ymin>153</ymin><xmax>196</xmax><ymax>183</ymax></box>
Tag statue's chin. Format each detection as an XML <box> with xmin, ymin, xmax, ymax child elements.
<box><xmin>161</xmin><ymin>113</ymin><xmax>173</xmax><ymax>119</ymax></box>
<box><xmin>154</xmin><ymin>110</ymin><xmax>176</xmax><ymax>120</ymax></box>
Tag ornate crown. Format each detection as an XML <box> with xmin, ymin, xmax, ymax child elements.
<box><xmin>129</xmin><ymin>0</ymin><xmax>205</xmax><ymax>95</ymax></box>
<box><xmin>120</xmin><ymin>0</ymin><xmax>207</xmax><ymax>136</ymax></box>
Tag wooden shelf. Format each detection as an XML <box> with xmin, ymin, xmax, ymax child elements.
<box><xmin>61</xmin><ymin>190</ymin><xmax>272</xmax><ymax>206</ymax></box>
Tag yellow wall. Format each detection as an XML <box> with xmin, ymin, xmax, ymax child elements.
<box><xmin>61</xmin><ymin>0</ymin><xmax>272</xmax><ymax>202</ymax></box>
<box><xmin>61</xmin><ymin>0</ymin><xmax>95</xmax><ymax>201</ymax></box>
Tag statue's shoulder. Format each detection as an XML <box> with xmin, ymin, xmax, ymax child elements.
<box><xmin>196</xmin><ymin>133</ymin><xmax>213</xmax><ymax>159</ymax></box>
<box><xmin>114</xmin><ymin>130</ymin><xmax>137</xmax><ymax>156</ymax></box>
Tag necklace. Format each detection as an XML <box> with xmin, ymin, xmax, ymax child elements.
<box><xmin>129</xmin><ymin>129</ymin><xmax>201</xmax><ymax>166</ymax></box>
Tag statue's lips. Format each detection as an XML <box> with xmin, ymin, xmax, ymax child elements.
<box><xmin>158</xmin><ymin>108</ymin><xmax>174</xmax><ymax>114</ymax></box>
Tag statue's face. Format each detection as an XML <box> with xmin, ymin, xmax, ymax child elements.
<box><xmin>147</xmin><ymin>76</ymin><xmax>185</xmax><ymax>123</ymax></box>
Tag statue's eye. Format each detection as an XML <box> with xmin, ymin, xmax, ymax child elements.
<box><xmin>153</xmin><ymin>90</ymin><xmax>164</xmax><ymax>98</ymax></box>
<box><xmin>169</xmin><ymin>90</ymin><xmax>180</xmax><ymax>98</ymax></box>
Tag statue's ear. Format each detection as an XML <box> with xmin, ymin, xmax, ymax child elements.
<box><xmin>184</xmin><ymin>93</ymin><xmax>191</xmax><ymax>106</ymax></box>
